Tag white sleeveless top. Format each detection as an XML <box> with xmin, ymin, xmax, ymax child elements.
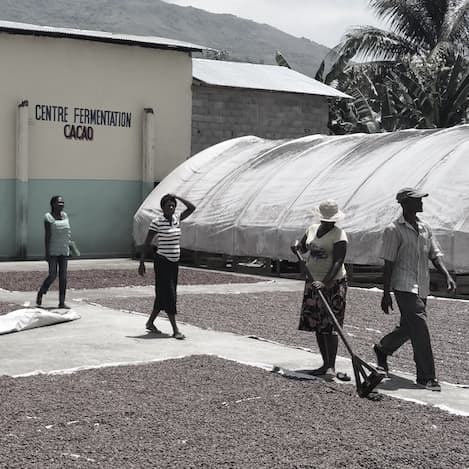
<box><xmin>305</xmin><ymin>223</ymin><xmax>347</xmax><ymax>281</ymax></box>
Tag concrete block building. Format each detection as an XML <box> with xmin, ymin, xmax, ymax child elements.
<box><xmin>0</xmin><ymin>21</ymin><xmax>203</xmax><ymax>259</ymax></box>
<box><xmin>191</xmin><ymin>59</ymin><xmax>350</xmax><ymax>155</ymax></box>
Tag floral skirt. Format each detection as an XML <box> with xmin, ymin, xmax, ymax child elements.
<box><xmin>298</xmin><ymin>278</ymin><xmax>347</xmax><ymax>333</ymax></box>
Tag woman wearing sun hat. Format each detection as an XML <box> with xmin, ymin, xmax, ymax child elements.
<box><xmin>293</xmin><ymin>199</ymin><xmax>349</xmax><ymax>380</ymax></box>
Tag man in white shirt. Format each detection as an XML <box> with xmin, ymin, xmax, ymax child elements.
<box><xmin>374</xmin><ymin>187</ymin><xmax>456</xmax><ymax>391</ymax></box>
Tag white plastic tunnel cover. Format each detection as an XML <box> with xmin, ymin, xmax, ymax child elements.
<box><xmin>134</xmin><ymin>125</ymin><xmax>469</xmax><ymax>273</ymax></box>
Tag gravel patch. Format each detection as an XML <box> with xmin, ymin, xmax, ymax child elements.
<box><xmin>0</xmin><ymin>355</ymin><xmax>467</xmax><ymax>469</ymax></box>
<box><xmin>0</xmin><ymin>268</ymin><xmax>261</xmax><ymax>292</ymax></box>
<box><xmin>93</xmin><ymin>289</ymin><xmax>469</xmax><ymax>385</ymax></box>
<box><xmin>1</xmin><ymin>266</ymin><xmax>467</xmax><ymax>383</ymax></box>
<box><xmin>0</xmin><ymin>301</ymin><xmax>22</xmax><ymax>316</ymax></box>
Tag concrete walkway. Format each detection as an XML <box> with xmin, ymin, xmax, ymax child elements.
<box><xmin>0</xmin><ymin>259</ymin><xmax>468</xmax><ymax>417</ymax></box>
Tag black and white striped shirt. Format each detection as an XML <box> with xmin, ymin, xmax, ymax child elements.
<box><xmin>149</xmin><ymin>214</ymin><xmax>181</xmax><ymax>262</ymax></box>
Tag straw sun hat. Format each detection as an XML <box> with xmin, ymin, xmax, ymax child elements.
<box><xmin>313</xmin><ymin>199</ymin><xmax>344</xmax><ymax>222</ymax></box>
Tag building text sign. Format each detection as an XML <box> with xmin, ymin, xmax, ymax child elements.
<box><xmin>35</xmin><ymin>104</ymin><xmax>132</xmax><ymax>141</ymax></box>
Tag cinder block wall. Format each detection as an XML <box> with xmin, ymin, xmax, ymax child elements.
<box><xmin>191</xmin><ymin>84</ymin><xmax>330</xmax><ymax>155</ymax></box>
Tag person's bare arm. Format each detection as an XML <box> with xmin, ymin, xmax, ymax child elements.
<box><xmin>381</xmin><ymin>260</ymin><xmax>394</xmax><ymax>314</ymax></box>
<box><xmin>431</xmin><ymin>257</ymin><xmax>456</xmax><ymax>292</ymax></box>
<box><xmin>44</xmin><ymin>221</ymin><xmax>51</xmax><ymax>260</ymax></box>
<box><xmin>291</xmin><ymin>233</ymin><xmax>308</xmax><ymax>254</ymax></box>
<box><xmin>174</xmin><ymin>195</ymin><xmax>195</xmax><ymax>221</ymax></box>
<box><xmin>138</xmin><ymin>229</ymin><xmax>156</xmax><ymax>276</ymax></box>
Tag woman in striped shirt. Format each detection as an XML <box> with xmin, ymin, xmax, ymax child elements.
<box><xmin>138</xmin><ymin>193</ymin><xmax>195</xmax><ymax>339</ymax></box>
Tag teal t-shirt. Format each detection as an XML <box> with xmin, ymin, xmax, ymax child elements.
<box><xmin>45</xmin><ymin>212</ymin><xmax>71</xmax><ymax>256</ymax></box>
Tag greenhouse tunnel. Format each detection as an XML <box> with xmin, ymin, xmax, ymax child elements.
<box><xmin>134</xmin><ymin>125</ymin><xmax>469</xmax><ymax>274</ymax></box>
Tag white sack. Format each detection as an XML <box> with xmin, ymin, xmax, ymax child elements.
<box><xmin>0</xmin><ymin>308</ymin><xmax>80</xmax><ymax>335</ymax></box>
<box><xmin>134</xmin><ymin>125</ymin><xmax>469</xmax><ymax>273</ymax></box>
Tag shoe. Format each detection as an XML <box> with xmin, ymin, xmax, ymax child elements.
<box><xmin>373</xmin><ymin>344</ymin><xmax>389</xmax><ymax>375</ymax></box>
<box><xmin>58</xmin><ymin>303</ymin><xmax>70</xmax><ymax>309</ymax></box>
<box><xmin>417</xmin><ymin>379</ymin><xmax>441</xmax><ymax>392</ymax></box>
<box><xmin>36</xmin><ymin>292</ymin><xmax>43</xmax><ymax>306</ymax></box>
<box><xmin>146</xmin><ymin>324</ymin><xmax>162</xmax><ymax>334</ymax></box>
<box><xmin>172</xmin><ymin>332</ymin><xmax>185</xmax><ymax>340</ymax></box>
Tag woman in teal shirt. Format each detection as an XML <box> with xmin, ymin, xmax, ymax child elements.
<box><xmin>36</xmin><ymin>195</ymin><xmax>71</xmax><ymax>308</ymax></box>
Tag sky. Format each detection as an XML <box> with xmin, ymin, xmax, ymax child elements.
<box><xmin>164</xmin><ymin>0</ymin><xmax>386</xmax><ymax>48</ymax></box>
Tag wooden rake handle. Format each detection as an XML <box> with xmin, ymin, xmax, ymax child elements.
<box><xmin>291</xmin><ymin>244</ymin><xmax>354</xmax><ymax>357</ymax></box>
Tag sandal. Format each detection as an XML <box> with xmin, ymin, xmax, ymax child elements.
<box><xmin>146</xmin><ymin>324</ymin><xmax>162</xmax><ymax>334</ymax></box>
<box><xmin>308</xmin><ymin>366</ymin><xmax>328</xmax><ymax>376</ymax></box>
<box><xmin>336</xmin><ymin>372</ymin><xmax>351</xmax><ymax>382</ymax></box>
<box><xmin>172</xmin><ymin>332</ymin><xmax>185</xmax><ymax>340</ymax></box>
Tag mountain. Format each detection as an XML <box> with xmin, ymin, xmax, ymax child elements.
<box><xmin>0</xmin><ymin>0</ymin><xmax>331</xmax><ymax>77</ymax></box>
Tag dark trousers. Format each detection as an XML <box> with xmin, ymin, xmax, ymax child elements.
<box><xmin>379</xmin><ymin>290</ymin><xmax>435</xmax><ymax>382</ymax></box>
<box><xmin>39</xmin><ymin>255</ymin><xmax>68</xmax><ymax>305</ymax></box>
<box><xmin>153</xmin><ymin>253</ymin><xmax>178</xmax><ymax>315</ymax></box>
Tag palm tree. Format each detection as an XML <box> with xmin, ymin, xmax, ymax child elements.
<box><xmin>329</xmin><ymin>0</ymin><xmax>468</xmax><ymax>73</ymax></box>
<box><xmin>318</xmin><ymin>0</ymin><xmax>469</xmax><ymax>131</ymax></box>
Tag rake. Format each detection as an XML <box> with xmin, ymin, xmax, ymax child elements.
<box><xmin>291</xmin><ymin>245</ymin><xmax>385</xmax><ymax>398</ymax></box>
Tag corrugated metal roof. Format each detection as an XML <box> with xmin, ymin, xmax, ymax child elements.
<box><xmin>0</xmin><ymin>20</ymin><xmax>206</xmax><ymax>52</ymax></box>
<box><xmin>192</xmin><ymin>58</ymin><xmax>351</xmax><ymax>98</ymax></box>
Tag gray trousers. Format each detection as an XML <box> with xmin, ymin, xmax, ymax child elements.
<box><xmin>378</xmin><ymin>290</ymin><xmax>435</xmax><ymax>382</ymax></box>
<box><xmin>39</xmin><ymin>255</ymin><xmax>68</xmax><ymax>305</ymax></box>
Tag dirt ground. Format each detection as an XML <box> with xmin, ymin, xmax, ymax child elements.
<box><xmin>1</xmin><ymin>267</ymin><xmax>468</xmax><ymax>468</ymax></box>
<box><xmin>92</xmin><ymin>287</ymin><xmax>469</xmax><ymax>385</ymax></box>
<box><xmin>1</xmin><ymin>355</ymin><xmax>468</xmax><ymax>469</ymax></box>
<box><xmin>0</xmin><ymin>268</ymin><xmax>261</xmax><ymax>292</ymax></box>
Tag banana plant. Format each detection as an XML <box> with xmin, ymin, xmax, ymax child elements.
<box><xmin>377</xmin><ymin>55</ymin><xmax>469</xmax><ymax>129</ymax></box>
<box><xmin>275</xmin><ymin>50</ymin><xmax>292</xmax><ymax>69</ymax></box>
<box><xmin>314</xmin><ymin>0</ymin><xmax>469</xmax><ymax>132</ymax></box>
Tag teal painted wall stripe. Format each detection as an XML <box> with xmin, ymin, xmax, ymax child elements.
<box><xmin>16</xmin><ymin>180</ymin><xmax>29</xmax><ymax>258</ymax></box>
<box><xmin>0</xmin><ymin>180</ymin><xmax>16</xmax><ymax>258</ymax></box>
<box><xmin>0</xmin><ymin>179</ymin><xmax>144</xmax><ymax>259</ymax></box>
<box><xmin>142</xmin><ymin>181</ymin><xmax>154</xmax><ymax>199</ymax></box>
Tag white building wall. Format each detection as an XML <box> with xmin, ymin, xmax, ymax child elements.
<box><xmin>0</xmin><ymin>32</ymin><xmax>194</xmax><ymax>258</ymax></box>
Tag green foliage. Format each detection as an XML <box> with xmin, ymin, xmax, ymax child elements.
<box><xmin>317</xmin><ymin>0</ymin><xmax>469</xmax><ymax>133</ymax></box>
<box><xmin>201</xmin><ymin>49</ymin><xmax>233</xmax><ymax>61</ymax></box>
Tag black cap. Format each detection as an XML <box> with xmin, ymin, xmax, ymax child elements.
<box><xmin>396</xmin><ymin>187</ymin><xmax>429</xmax><ymax>203</ymax></box>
